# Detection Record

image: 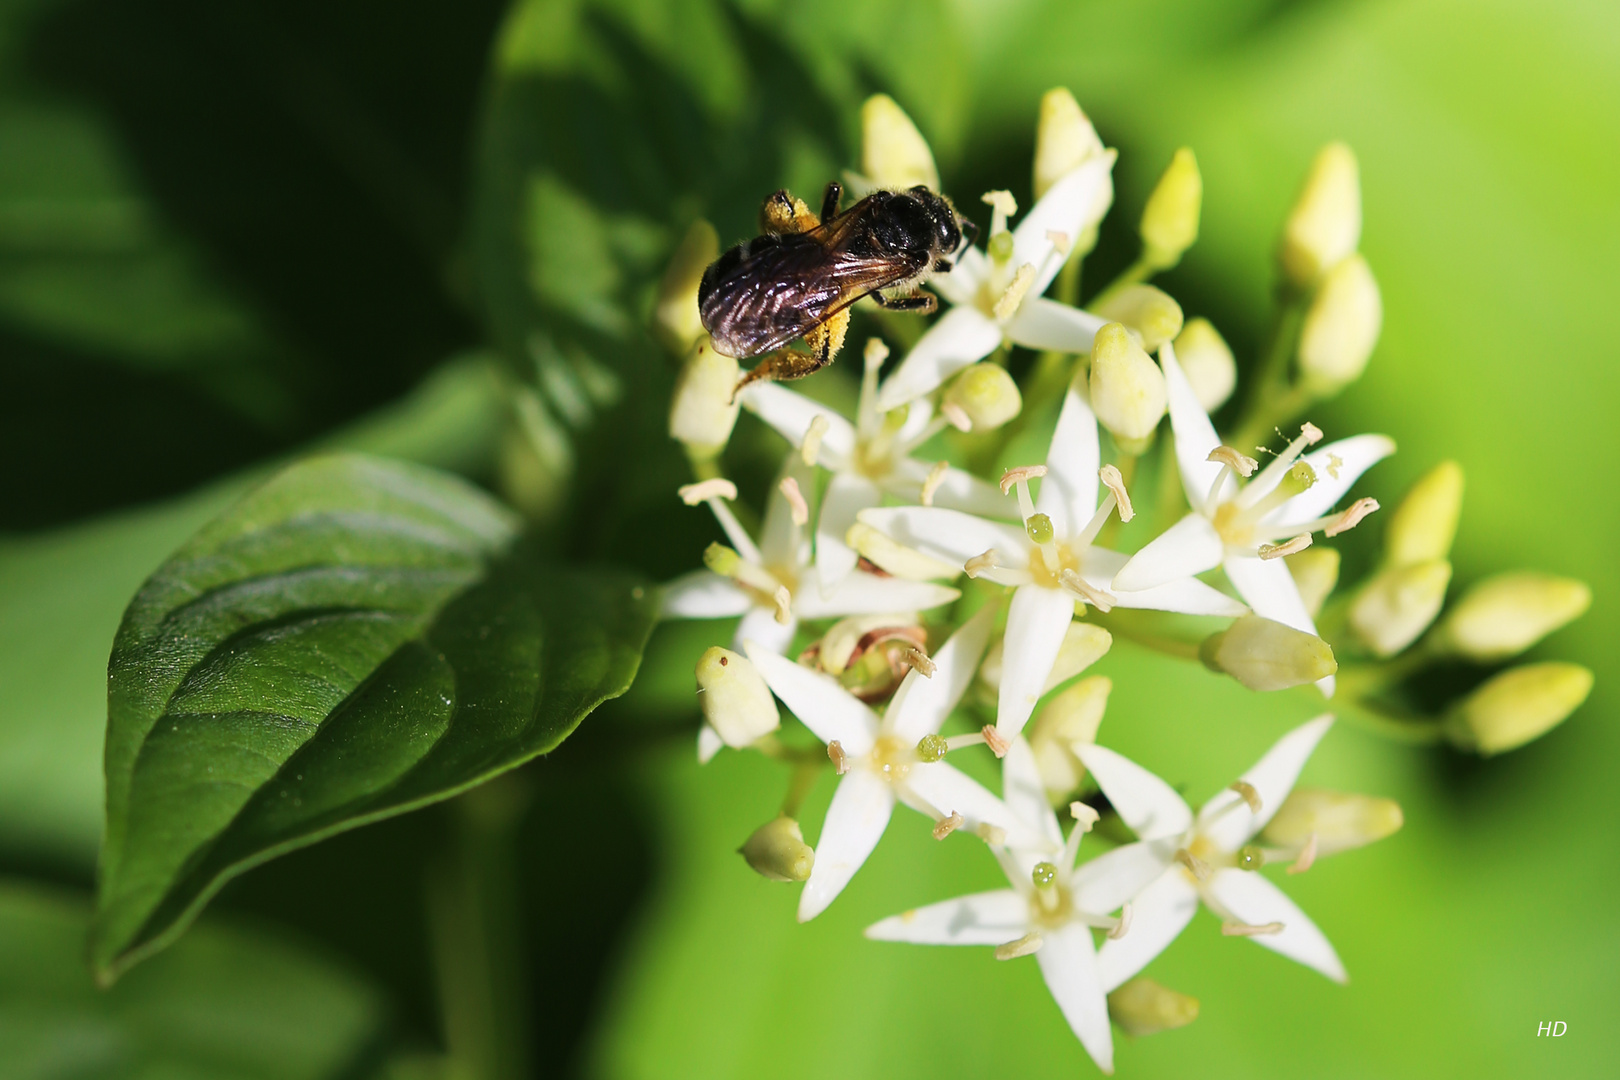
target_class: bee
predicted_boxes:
[698,181,975,391]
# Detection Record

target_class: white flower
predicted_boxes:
[859,383,1246,737]
[876,159,1116,410]
[1075,715,1348,991]
[1112,343,1395,694]
[745,608,1043,921]
[866,738,1131,1074]
[739,339,1007,590]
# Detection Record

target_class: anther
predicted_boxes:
[1046,229,1072,255]
[1108,901,1134,940]
[981,189,1018,217]
[1229,780,1263,814]
[827,740,849,775]
[1174,848,1211,881]
[1070,802,1100,831]
[772,585,792,624]
[994,931,1043,961]
[920,460,949,506]
[903,646,936,678]
[801,414,829,467]
[863,337,890,369]
[1099,464,1136,522]
[999,464,1048,494]
[1300,421,1324,445]
[1059,569,1115,613]
[981,725,1011,758]
[779,477,809,526]
[1287,832,1319,876]
[1324,496,1380,537]
[679,478,738,505]
[1259,534,1313,560]
[940,400,972,431]
[1207,446,1259,477]
[932,812,964,840]
[993,263,1035,320]
[964,549,999,578]
[1221,920,1285,937]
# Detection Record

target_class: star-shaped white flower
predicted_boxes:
[1075,715,1348,991]
[1112,344,1394,695]
[745,608,1043,921]
[739,340,1007,591]
[859,382,1246,737]
[876,157,1116,410]
[866,737,1132,1074]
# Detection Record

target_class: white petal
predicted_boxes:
[877,305,1004,410]
[857,506,1028,567]
[901,762,1047,850]
[816,473,883,591]
[796,572,959,619]
[1268,433,1397,527]
[1095,868,1199,992]
[1072,840,1175,915]
[930,244,990,307]
[1081,546,1246,617]
[799,770,895,921]
[733,605,796,655]
[1003,737,1063,850]
[738,383,857,470]
[697,723,724,763]
[865,889,1029,946]
[1074,744,1192,841]
[1222,554,1317,636]
[1198,715,1334,850]
[1005,296,1106,354]
[661,570,752,618]
[1035,921,1114,1075]
[1110,512,1223,593]
[744,642,879,755]
[1202,868,1347,982]
[1013,155,1115,296]
[886,606,994,743]
[1161,341,1224,514]
[1034,385,1100,540]
[996,585,1076,738]
[886,460,1010,518]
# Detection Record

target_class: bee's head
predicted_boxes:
[908,186,963,253]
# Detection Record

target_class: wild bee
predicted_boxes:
[698,181,975,391]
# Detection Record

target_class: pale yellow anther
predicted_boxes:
[1174,848,1211,881]
[863,337,890,368]
[1070,801,1100,830]
[976,823,1008,847]
[679,478,738,505]
[1229,780,1263,815]
[993,263,1036,321]
[1060,568,1115,613]
[778,477,809,527]
[1300,421,1324,445]
[940,400,972,432]
[995,931,1044,961]
[999,465,1048,495]
[1221,920,1285,937]
[1287,832,1319,876]
[982,189,1018,217]
[1098,464,1135,522]
[1324,497,1380,537]
[1108,901,1134,940]
[828,740,850,775]
[981,725,1011,759]
[1208,446,1259,477]
[800,414,829,467]
[964,549,999,579]
[903,646,936,679]
[1046,229,1072,255]
[932,812,964,840]
[1259,534,1313,560]
[920,461,949,507]
[771,585,792,625]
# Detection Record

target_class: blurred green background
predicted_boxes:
[1,0,1614,1076]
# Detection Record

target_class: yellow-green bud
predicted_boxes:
[1436,572,1592,662]
[739,816,815,882]
[1108,977,1199,1037]
[1287,547,1341,620]
[1140,148,1201,271]
[1089,322,1168,450]
[861,94,938,191]
[818,613,922,675]
[1033,87,1105,198]
[669,344,740,457]
[944,363,1023,430]
[1091,286,1185,354]
[1297,254,1382,394]
[1385,461,1464,567]
[845,522,960,580]
[1200,615,1337,692]
[1261,788,1404,858]
[1029,676,1111,800]
[1445,662,1594,756]
[654,219,719,354]
[1172,317,1236,412]
[1280,142,1361,287]
[695,646,780,749]
[1349,560,1452,657]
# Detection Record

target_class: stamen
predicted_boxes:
[771,585,792,624]
[1071,802,1100,830]
[932,812,964,840]
[975,823,1008,847]
[708,498,764,564]
[1301,422,1324,445]
[939,400,972,432]
[863,337,889,369]
[827,740,849,775]
[964,549,999,578]
[902,646,936,678]
[1323,497,1380,537]
[992,263,1035,320]
[801,414,829,467]
[981,725,1011,758]
[981,190,1018,240]
[1238,422,1327,510]
[1221,920,1285,937]
[1229,780,1263,814]
[678,478,737,505]
[778,477,809,526]
[1174,848,1212,881]
[1099,464,1136,522]
[1258,534,1312,560]
[994,931,1043,961]
[1108,901,1134,940]
[1287,832,1319,876]
[999,465,1048,495]
[920,460,949,506]
[1207,446,1259,477]
[1046,229,1072,256]
[1059,568,1115,613]
[942,732,985,752]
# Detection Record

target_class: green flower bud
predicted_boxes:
[1140,148,1202,271]
[1435,572,1592,662]
[654,219,719,354]
[739,816,815,882]
[944,363,1023,430]
[696,646,780,749]
[1108,977,1200,1037]
[845,522,961,581]
[1261,787,1404,858]
[669,344,740,457]
[1089,322,1168,450]
[1030,676,1111,800]
[1280,142,1361,287]
[1287,547,1341,620]
[1172,317,1235,412]
[818,613,922,676]
[1385,461,1464,567]
[1034,87,1104,198]
[1446,662,1594,756]
[1350,559,1452,658]
[916,733,948,763]
[1298,254,1382,394]
[1091,285,1185,354]
[861,94,938,191]
[1200,615,1337,692]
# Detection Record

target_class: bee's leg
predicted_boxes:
[760,189,821,234]
[868,290,938,315]
[733,311,849,394]
[959,218,979,249]
[820,181,842,224]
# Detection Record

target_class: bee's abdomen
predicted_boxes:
[698,235,826,359]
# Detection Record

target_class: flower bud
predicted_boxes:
[1091,286,1184,354]
[1140,148,1201,271]
[1108,977,1199,1037]
[1200,615,1337,692]
[1030,676,1111,800]
[1287,547,1341,620]
[1349,560,1451,657]
[1435,572,1592,662]
[1385,461,1464,567]
[1279,142,1361,287]
[1171,317,1236,412]
[695,646,779,749]
[669,343,740,457]
[943,363,1023,430]
[739,816,815,882]
[817,614,922,675]
[654,219,718,354]
[861,94,938,191]
[1445,662,1594,756]
[1033,87,1105,198]
[1260,788,1403,858]
[845,522,960,580]
[1089,322,1167,451]
[1297,254,1381,394]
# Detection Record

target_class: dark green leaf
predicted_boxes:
[92,453,658,982]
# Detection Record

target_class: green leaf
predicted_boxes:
[0,879,387,1079]
[91,453,658,983]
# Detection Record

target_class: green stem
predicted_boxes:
[780,759,823,817]
[1089,610,1202,662]
[1087,253,1154,310]
[1231,297,1310,451]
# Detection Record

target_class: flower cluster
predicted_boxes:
[654,92,1592,1072]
